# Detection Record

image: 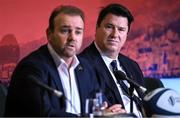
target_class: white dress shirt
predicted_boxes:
[47,43,81,115]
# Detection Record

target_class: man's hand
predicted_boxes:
[102,102,126,113]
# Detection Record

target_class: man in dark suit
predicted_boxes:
[5,5,123,117]
[79,3,145,117]
[4,5,90,117]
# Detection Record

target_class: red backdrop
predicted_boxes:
[0,0,180,85]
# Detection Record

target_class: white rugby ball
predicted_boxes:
[143,88,180,116]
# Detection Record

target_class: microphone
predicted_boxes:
[114,71,147,94]
[28,75,79,115]
[28,75,63,97]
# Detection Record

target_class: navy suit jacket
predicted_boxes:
[78,42,145,108]
[5,45,100,117]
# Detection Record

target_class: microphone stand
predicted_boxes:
[114,71,146,115]
[128,78,147,117]
[114,71,147,117]
[129,83,135,114]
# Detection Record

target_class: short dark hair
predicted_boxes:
[48,5,85,32]
[96,3,134,32]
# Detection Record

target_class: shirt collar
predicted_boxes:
[94,42,118,67]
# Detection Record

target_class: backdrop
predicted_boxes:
[0,0,180,87]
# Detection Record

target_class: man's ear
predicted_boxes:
[46,28,51,40]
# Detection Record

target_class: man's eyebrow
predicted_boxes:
[60,25,83,30]
[104,23,113,26]
[105,23,126,29]
[60,25,70,28]
[75,27,84,30]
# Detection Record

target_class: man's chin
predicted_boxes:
[64,51,76,57]
[106,46,119,52]
[64,47,80,57]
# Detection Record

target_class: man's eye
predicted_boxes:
[105,25,114,30]
[118,28,126,32]
[60,29,70,34]
[75,30,82,35]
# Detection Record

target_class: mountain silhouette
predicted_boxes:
[0,34,20,64]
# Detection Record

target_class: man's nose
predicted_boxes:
[111,28,119,38]
[68,32,76,41]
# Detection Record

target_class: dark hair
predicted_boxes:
[96,3,134,32]
[48,5,85,32]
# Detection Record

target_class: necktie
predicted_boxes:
[110,60,129,96]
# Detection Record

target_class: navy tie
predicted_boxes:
[110,60,129,96]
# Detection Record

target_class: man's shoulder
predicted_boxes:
[78,57,92,69]
[18,45,49,66]
[78,42,100,60]
[118,53,137,64]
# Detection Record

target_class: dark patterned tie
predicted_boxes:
[110,60,129,96]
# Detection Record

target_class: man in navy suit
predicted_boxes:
[5,5,122,117]
[79,3,145,117]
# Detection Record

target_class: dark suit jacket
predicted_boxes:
[78,42,145,108]
[5,45,100,117]
[0,83,7,117]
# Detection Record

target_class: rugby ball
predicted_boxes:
[143,88,180,116]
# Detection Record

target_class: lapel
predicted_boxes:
[118,54,132,78]
[74,64,84,96]
[88,43,124,104]
[118,54,144,98]
[39,45,64,95]
[74,63,88,113]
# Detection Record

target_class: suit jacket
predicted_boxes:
[5,45,100,117]
[0,83,7,117]
[78,42,145,109]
